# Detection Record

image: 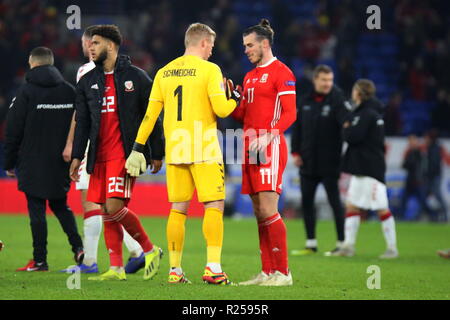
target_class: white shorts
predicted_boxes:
[75,144,90,190]
[346,175,388,211]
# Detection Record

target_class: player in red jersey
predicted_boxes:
[232,19,296,286]
[61,26,145,275]
[70,25,164,281]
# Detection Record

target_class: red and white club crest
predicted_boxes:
[124,80,134,91]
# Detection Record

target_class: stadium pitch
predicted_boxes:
[0,215,449,300]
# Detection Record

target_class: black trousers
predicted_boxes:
[300,174,345,243]
[26,194,83,263]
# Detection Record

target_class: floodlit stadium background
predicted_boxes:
[0,0,449,221]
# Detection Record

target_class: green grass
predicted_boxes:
[0,214,449,300]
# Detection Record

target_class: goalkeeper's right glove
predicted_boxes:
[125,146,147,177]
[225,79,242,104]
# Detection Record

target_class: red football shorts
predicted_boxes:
[87,157,135,205]
[241,135,287,195]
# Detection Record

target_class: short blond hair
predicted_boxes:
[184,23,216,47]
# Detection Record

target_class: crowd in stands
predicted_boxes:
[1,0,450,176]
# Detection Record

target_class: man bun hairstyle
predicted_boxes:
[354,79,376,102]
[243,18,275,46]
[91,24,122,47]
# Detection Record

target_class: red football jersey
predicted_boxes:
[235,57,297,134]
[96,72,125,162]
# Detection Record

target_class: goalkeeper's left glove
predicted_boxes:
[224,78,242,104]
[125,143,147,177]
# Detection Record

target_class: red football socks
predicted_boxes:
[102,217,124,267]
[260,213,289,275]
[109,207,153,253]
[84,209,102,220]
[257,220,273,275]
[379,211,392,221]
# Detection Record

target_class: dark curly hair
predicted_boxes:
[243,19,274,46]
[91,25,122,47]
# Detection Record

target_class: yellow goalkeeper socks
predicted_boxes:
[167,209,187,269]
[202,207,224,266]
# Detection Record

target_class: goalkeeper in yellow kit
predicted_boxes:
[125,23,241,285]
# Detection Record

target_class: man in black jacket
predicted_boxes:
[290,65,350,256]
[4,47,84,271]
[423,130,449,222]
[335,79,399,259]
[70,25,164,281]
[401,135,434,220]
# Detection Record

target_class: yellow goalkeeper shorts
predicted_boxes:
[166,161,225,203]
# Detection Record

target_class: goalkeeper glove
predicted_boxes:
[224,78,242,104]
[125,144,147,177]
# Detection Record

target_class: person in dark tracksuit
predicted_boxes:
[401,134,434,219]
[334,79,398,259]
[290,65,351,256]
[4,47,84,271]
[423,130,449,222]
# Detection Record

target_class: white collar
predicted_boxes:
[257,57,277,68]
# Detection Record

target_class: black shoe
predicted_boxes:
[74,247,85,265]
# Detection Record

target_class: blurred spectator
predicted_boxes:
[0,0,449,137]
[400,134,434,220]
[431,90,450,137]
[435,40,450,92]
[423,130,450,222]
[407,58,434,101]
[384,92,403,136]
[298,21,321,62]
[336,57,355,96]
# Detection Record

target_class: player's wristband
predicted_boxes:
[132,142,146,153]
[230,89,241,104]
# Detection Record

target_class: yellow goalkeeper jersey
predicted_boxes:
[135,55,236,164]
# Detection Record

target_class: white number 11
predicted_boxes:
[260,168,271,184]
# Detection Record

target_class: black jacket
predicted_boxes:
[342,98,386,183]
[291,86,351,177]
[72,55,164,174]
[402,148,426,190]
[425,142,442,179]
[4,65,75,199]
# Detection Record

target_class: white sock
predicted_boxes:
[207,263,222,273]
[110,266,124,273]
[381,215,397,251]
[336,241,344,249]
[123,227,143,257]
[83,215,102,266]
[306,239,318,248]
[344,215,360,247]
[170,267,183,275]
